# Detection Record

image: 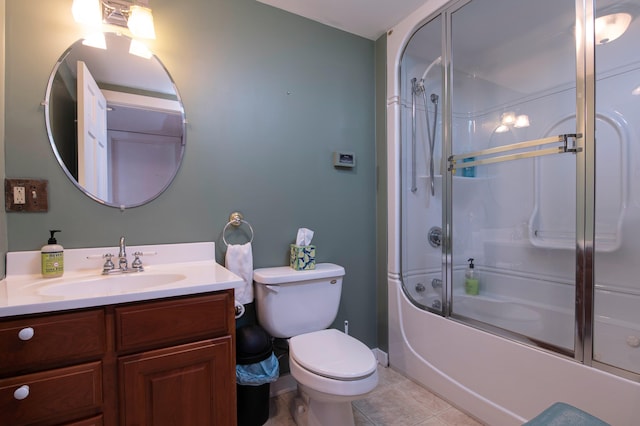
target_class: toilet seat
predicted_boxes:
[289,329,377,380]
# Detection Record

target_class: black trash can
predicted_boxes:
[236,324,278,426]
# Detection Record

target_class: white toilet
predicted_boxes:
[253,263,378,426]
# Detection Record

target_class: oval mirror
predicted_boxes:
[44,32,186,208]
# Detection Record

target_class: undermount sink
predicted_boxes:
[38,273,187,297]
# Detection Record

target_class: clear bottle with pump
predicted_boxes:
[41,230,64,278]
[465,258,479,295]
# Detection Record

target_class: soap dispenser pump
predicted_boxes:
[41,230,64,278]
[465,258,479,295]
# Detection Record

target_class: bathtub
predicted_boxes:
[388,275,640,425]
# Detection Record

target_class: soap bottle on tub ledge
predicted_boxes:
[465,258,479,295]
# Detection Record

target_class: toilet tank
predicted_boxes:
[253,263,345,338]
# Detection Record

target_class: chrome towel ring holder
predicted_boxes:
[223,212,254,246]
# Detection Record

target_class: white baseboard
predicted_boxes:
[374,348,389,366]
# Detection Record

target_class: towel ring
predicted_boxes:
[223,212,254,246]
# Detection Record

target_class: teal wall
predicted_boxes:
[4,0,378,346]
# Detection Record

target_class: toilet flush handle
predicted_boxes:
[265,285,280,293]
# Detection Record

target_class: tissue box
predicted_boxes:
[290,244,316,270]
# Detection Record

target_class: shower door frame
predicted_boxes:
[399,0,639,382]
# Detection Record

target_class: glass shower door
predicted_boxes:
[592,0,640,376]
[448,0,578,353]
[400,14,445,314]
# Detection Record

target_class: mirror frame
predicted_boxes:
[44,32,186,209]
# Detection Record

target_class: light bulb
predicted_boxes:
[595,13,632,44]
[127,5,157,39]
[72,0,102,26]
[514,115,530,128]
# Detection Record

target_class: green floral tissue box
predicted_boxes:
[290,244,316,270]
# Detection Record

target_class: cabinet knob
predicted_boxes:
[18,327,34,341]
[13,385,30,400]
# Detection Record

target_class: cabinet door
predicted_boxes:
[119,337,235,426]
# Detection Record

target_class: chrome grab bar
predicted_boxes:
[448,133,581,172]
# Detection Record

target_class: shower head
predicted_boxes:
[411,77,425,94]
[421,56,442,81]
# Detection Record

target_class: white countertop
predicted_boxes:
[0,242,244,317]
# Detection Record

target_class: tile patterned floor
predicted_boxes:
[265,366,484,425]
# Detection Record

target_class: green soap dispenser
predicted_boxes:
[465,258,479,295]
[41,230,64,278]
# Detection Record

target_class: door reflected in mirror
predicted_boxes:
[45,32,185,208]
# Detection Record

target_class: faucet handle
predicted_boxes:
[131,251,145,272]
[130,251,157,272]
[101,254,115,274]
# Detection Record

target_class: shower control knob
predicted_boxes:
[428,227,442,248]
[626,336,640,348]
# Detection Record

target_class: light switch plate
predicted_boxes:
[5,179,49,212]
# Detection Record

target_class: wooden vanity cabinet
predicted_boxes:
[0,309,106,426]
[113,291,236,426]
[0,289,236,426]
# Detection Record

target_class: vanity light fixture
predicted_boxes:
[126,5,156,39]
[501,112,516,126]
[497,112,530,132]
[513,115,530,128]
[72,0,102,27]
[495,124,509,133]
[72,0,157,40]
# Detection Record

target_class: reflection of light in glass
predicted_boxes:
[72,0,102,26]
[82,32,107,50]
[129,39,153,59]
[501,112,516,125]
[595,13,632,44]
[495,125,509,133]
[514,115,530,128]
[632,85,640,95]
[128,6,157,39]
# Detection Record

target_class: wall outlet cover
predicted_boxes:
[5,179,49,212]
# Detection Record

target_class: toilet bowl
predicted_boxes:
[253,264,379,426]
[288,329,378,425]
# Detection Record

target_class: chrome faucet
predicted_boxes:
[118,236,128,271]
[97,236,151,275]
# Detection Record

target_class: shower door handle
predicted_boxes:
[448,133,581,172]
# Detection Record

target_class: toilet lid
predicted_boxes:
[289,329,377,380]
